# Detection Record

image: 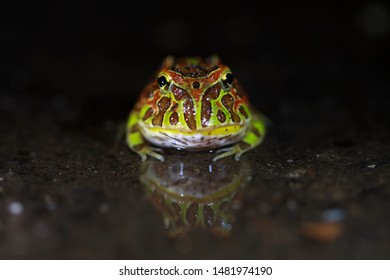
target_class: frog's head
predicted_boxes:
[157,55,233,100]
[138,56,250,132]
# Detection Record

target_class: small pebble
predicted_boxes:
[322,208,346,222]
[8,201,24,215]
[99,203,109,213]
[47,201,56,211]
[367,164,376,168]
[286,168,307,178]
[0,177,3,181]
[287,159,294,163]
[301,222,343,242]
[286,199,297,210]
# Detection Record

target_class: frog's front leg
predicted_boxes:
[212,114,266,162]
[126,111,165,162]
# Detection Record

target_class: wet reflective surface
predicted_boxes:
[140,156,251,236]
[1,99,389,259]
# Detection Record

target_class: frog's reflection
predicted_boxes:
[139,154,252,237]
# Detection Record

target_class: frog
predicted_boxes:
[126,56,266,162]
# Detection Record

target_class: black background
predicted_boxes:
[2,1,388,128]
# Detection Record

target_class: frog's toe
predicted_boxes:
[215,146,235,154]
[148,150,165,162]
[213,143,251,162]
[150,147,164,153]
[213,145,240,161]
[234,151,244,161]
[136,146,165,162]
[139,153,148,162]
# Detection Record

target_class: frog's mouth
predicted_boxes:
[143,123,244,136]
[140,124,247,150]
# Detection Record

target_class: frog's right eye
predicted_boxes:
[157,76,168,88]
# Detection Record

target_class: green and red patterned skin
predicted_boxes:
[127,56,266,161]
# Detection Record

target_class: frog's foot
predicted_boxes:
[135,145,165,162]
[212,143,251,162]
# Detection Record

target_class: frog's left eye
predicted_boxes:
[157,76,168,88]
[222,72,234,87]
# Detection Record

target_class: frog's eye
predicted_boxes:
[222,72,234,87]
[157,76,168,88]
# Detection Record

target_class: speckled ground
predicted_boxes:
[0,88,389,259]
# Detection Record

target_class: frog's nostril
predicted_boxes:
[192,81,200,89]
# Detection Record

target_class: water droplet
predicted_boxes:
[179,162,184,176]
[8,201,24,215]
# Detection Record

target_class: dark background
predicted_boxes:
[2,1,388,122]
[0,1,389,259]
